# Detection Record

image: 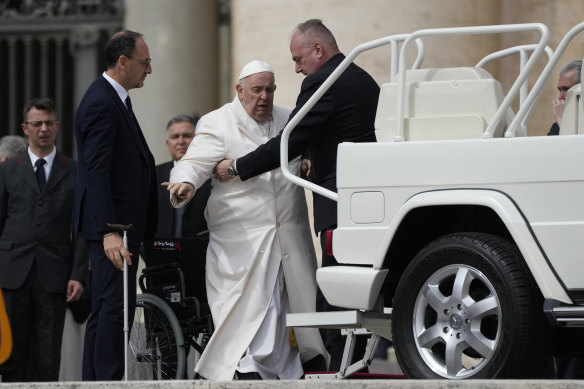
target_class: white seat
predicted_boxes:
[375,67,509,141]
[559,84,582,135]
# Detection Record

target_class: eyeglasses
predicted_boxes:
[127,57,152,68]
[25,120,57,129]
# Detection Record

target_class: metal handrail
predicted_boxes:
[476,44,554,106]
[280,33,423,202]
[509,21,584,137]
[397,24,549,140]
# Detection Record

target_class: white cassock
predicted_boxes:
[170,96,328,380]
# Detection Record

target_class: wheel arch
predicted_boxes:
[380,189,570,306]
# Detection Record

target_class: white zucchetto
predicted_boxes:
[238,60,274,81]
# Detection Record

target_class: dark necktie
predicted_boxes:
[125,96,133,113]
[35,158,47,191]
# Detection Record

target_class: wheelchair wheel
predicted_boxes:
[126,293,186,380]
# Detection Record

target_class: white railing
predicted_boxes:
[279,33,424,202]
[476,44,554,106]
[509,21,584,137]
[396,24,549,140]
[280,22,584,199]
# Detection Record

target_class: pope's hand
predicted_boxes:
[162,182,195,205]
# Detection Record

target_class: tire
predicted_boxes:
[392,232,549,379]
[126,293,186,380]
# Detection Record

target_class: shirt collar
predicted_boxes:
[102,72,129,106]
[28,147,56,170]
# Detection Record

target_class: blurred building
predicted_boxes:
[1,0,583,161]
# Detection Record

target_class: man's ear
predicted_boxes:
[118,55,128,71]
[313,42,324,59]
[236,83,243,99]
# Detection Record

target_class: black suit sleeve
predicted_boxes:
[547,122,560,136]
[69,235,90,285]
[237,73,334,181]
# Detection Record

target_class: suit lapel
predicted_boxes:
[45,152,70,193]
[99,77,154,167]
[14,153,41,195]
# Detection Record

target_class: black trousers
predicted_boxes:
[82,240,138,381]
[1,260,66,382]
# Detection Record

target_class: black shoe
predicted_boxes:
[235,371,262,380]
[302,354,328,373]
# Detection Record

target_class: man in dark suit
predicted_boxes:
[213,19,380,371]
[0,97,86,382]
[72,30,157,381]
[154,114,210,239]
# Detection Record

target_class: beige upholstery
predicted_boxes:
[375,67,508,142]
[559,84,582,135]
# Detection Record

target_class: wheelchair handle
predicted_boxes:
[106,223,134,232]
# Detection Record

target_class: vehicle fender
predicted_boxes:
[386,189,569,302]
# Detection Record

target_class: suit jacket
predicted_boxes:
[155,161,211,237]
[237,53,380,233]
[0,152,87,292]
[72,75,157,247]
[548,122,560,136]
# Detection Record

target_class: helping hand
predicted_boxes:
[213,159,233,182]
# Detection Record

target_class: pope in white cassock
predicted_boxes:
[165,60,328,380]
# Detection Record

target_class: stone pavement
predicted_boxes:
[2,379,584,389]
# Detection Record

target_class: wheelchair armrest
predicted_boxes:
[138,263,187,297]
[141,262,180,275]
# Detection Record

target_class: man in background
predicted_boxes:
[0,135,27,162]
[154,114,210,238]
[0,97,85,382]
[547,60,581,135]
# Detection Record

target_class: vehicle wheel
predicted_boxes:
[392,232,549,379]
[126,293,186,380]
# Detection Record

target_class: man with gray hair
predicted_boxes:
[0,135,27,162]
[548,60,582,135]
[166,60,327,380]
[152,114,210,239]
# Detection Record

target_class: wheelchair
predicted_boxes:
[125,236,213,380]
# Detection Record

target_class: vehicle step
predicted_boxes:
[286,310,392,339]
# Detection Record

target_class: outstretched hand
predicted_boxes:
[162,181,195,206]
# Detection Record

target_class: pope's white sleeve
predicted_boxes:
[169,120,225,206]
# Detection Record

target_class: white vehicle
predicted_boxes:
[284,22,584,379]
